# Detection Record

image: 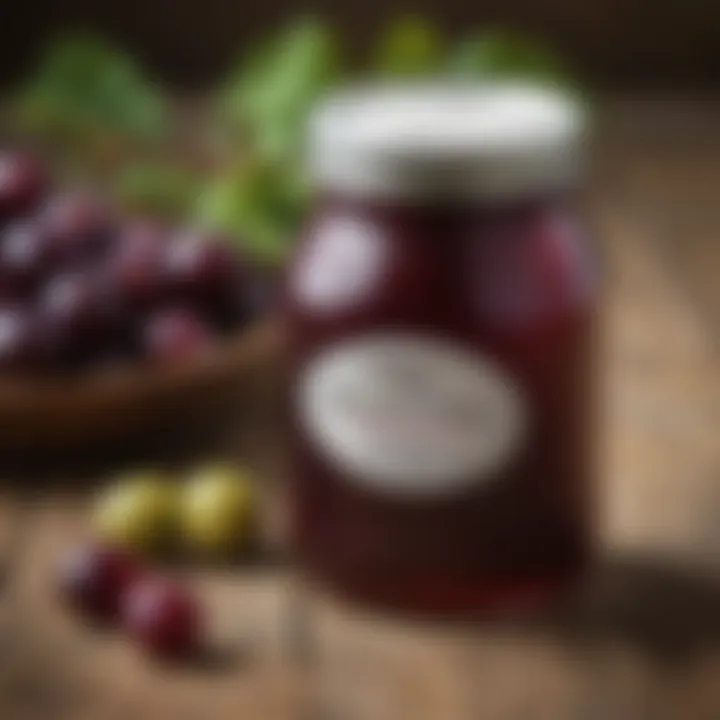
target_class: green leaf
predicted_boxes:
[14,32,167,148]
[450,29,573,87]
[115,163,202,220]
[373,16,444,77]
[218,17,342,166]
[196,160,308,263]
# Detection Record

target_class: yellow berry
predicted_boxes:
[181,464,255,557]
[93,470,179,554]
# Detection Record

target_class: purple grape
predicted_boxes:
[0,153,47,221]
[0,305,41,372]
[121,219,168,247]
[37,272,120,370]
[0,221,56,300]
[58,544,140,624]
[40,192,115,263]
[164,233,245,314]
[143,308,214,365]
[108,223,168,311]
[123,578,201,658]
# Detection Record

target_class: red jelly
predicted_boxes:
[286,85,597,615]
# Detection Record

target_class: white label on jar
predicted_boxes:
[299,335,526,495]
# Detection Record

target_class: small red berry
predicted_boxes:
[58,545,139,623]
[123,578,201,659]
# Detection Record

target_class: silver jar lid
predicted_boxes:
[309,83,586,202]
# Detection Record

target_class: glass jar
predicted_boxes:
[285,85,597,616]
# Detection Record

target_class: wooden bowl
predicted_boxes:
[0,319,283,467]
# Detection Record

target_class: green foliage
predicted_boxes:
[373,16,444,77]
[219,17,342,166]
[14,33,167,149]
[210,17,342,257]
[115,163,202,220]
[196,160,308,262]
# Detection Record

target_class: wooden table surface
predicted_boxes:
[1,95,719,720]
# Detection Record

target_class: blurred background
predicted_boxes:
[0,3,718,719]
[1,0,719,88]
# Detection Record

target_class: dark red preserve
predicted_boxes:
[286,85,597,615]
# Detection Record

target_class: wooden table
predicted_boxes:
[1,95,719,720]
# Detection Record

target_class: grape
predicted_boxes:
[123,578,201,658]
[0,221,56,299]
[142,308,214,365]
[121,219,168,246]
[108,223,168,311]
[0,306,40,372]
[37,272,119,370]
[40,192,115,263]
[58,545,140,623]
[164,234,245,317]
[0,153,47,221]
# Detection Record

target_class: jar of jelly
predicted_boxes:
[286,85,596,616]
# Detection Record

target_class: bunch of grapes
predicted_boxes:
[0,152,271,376]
